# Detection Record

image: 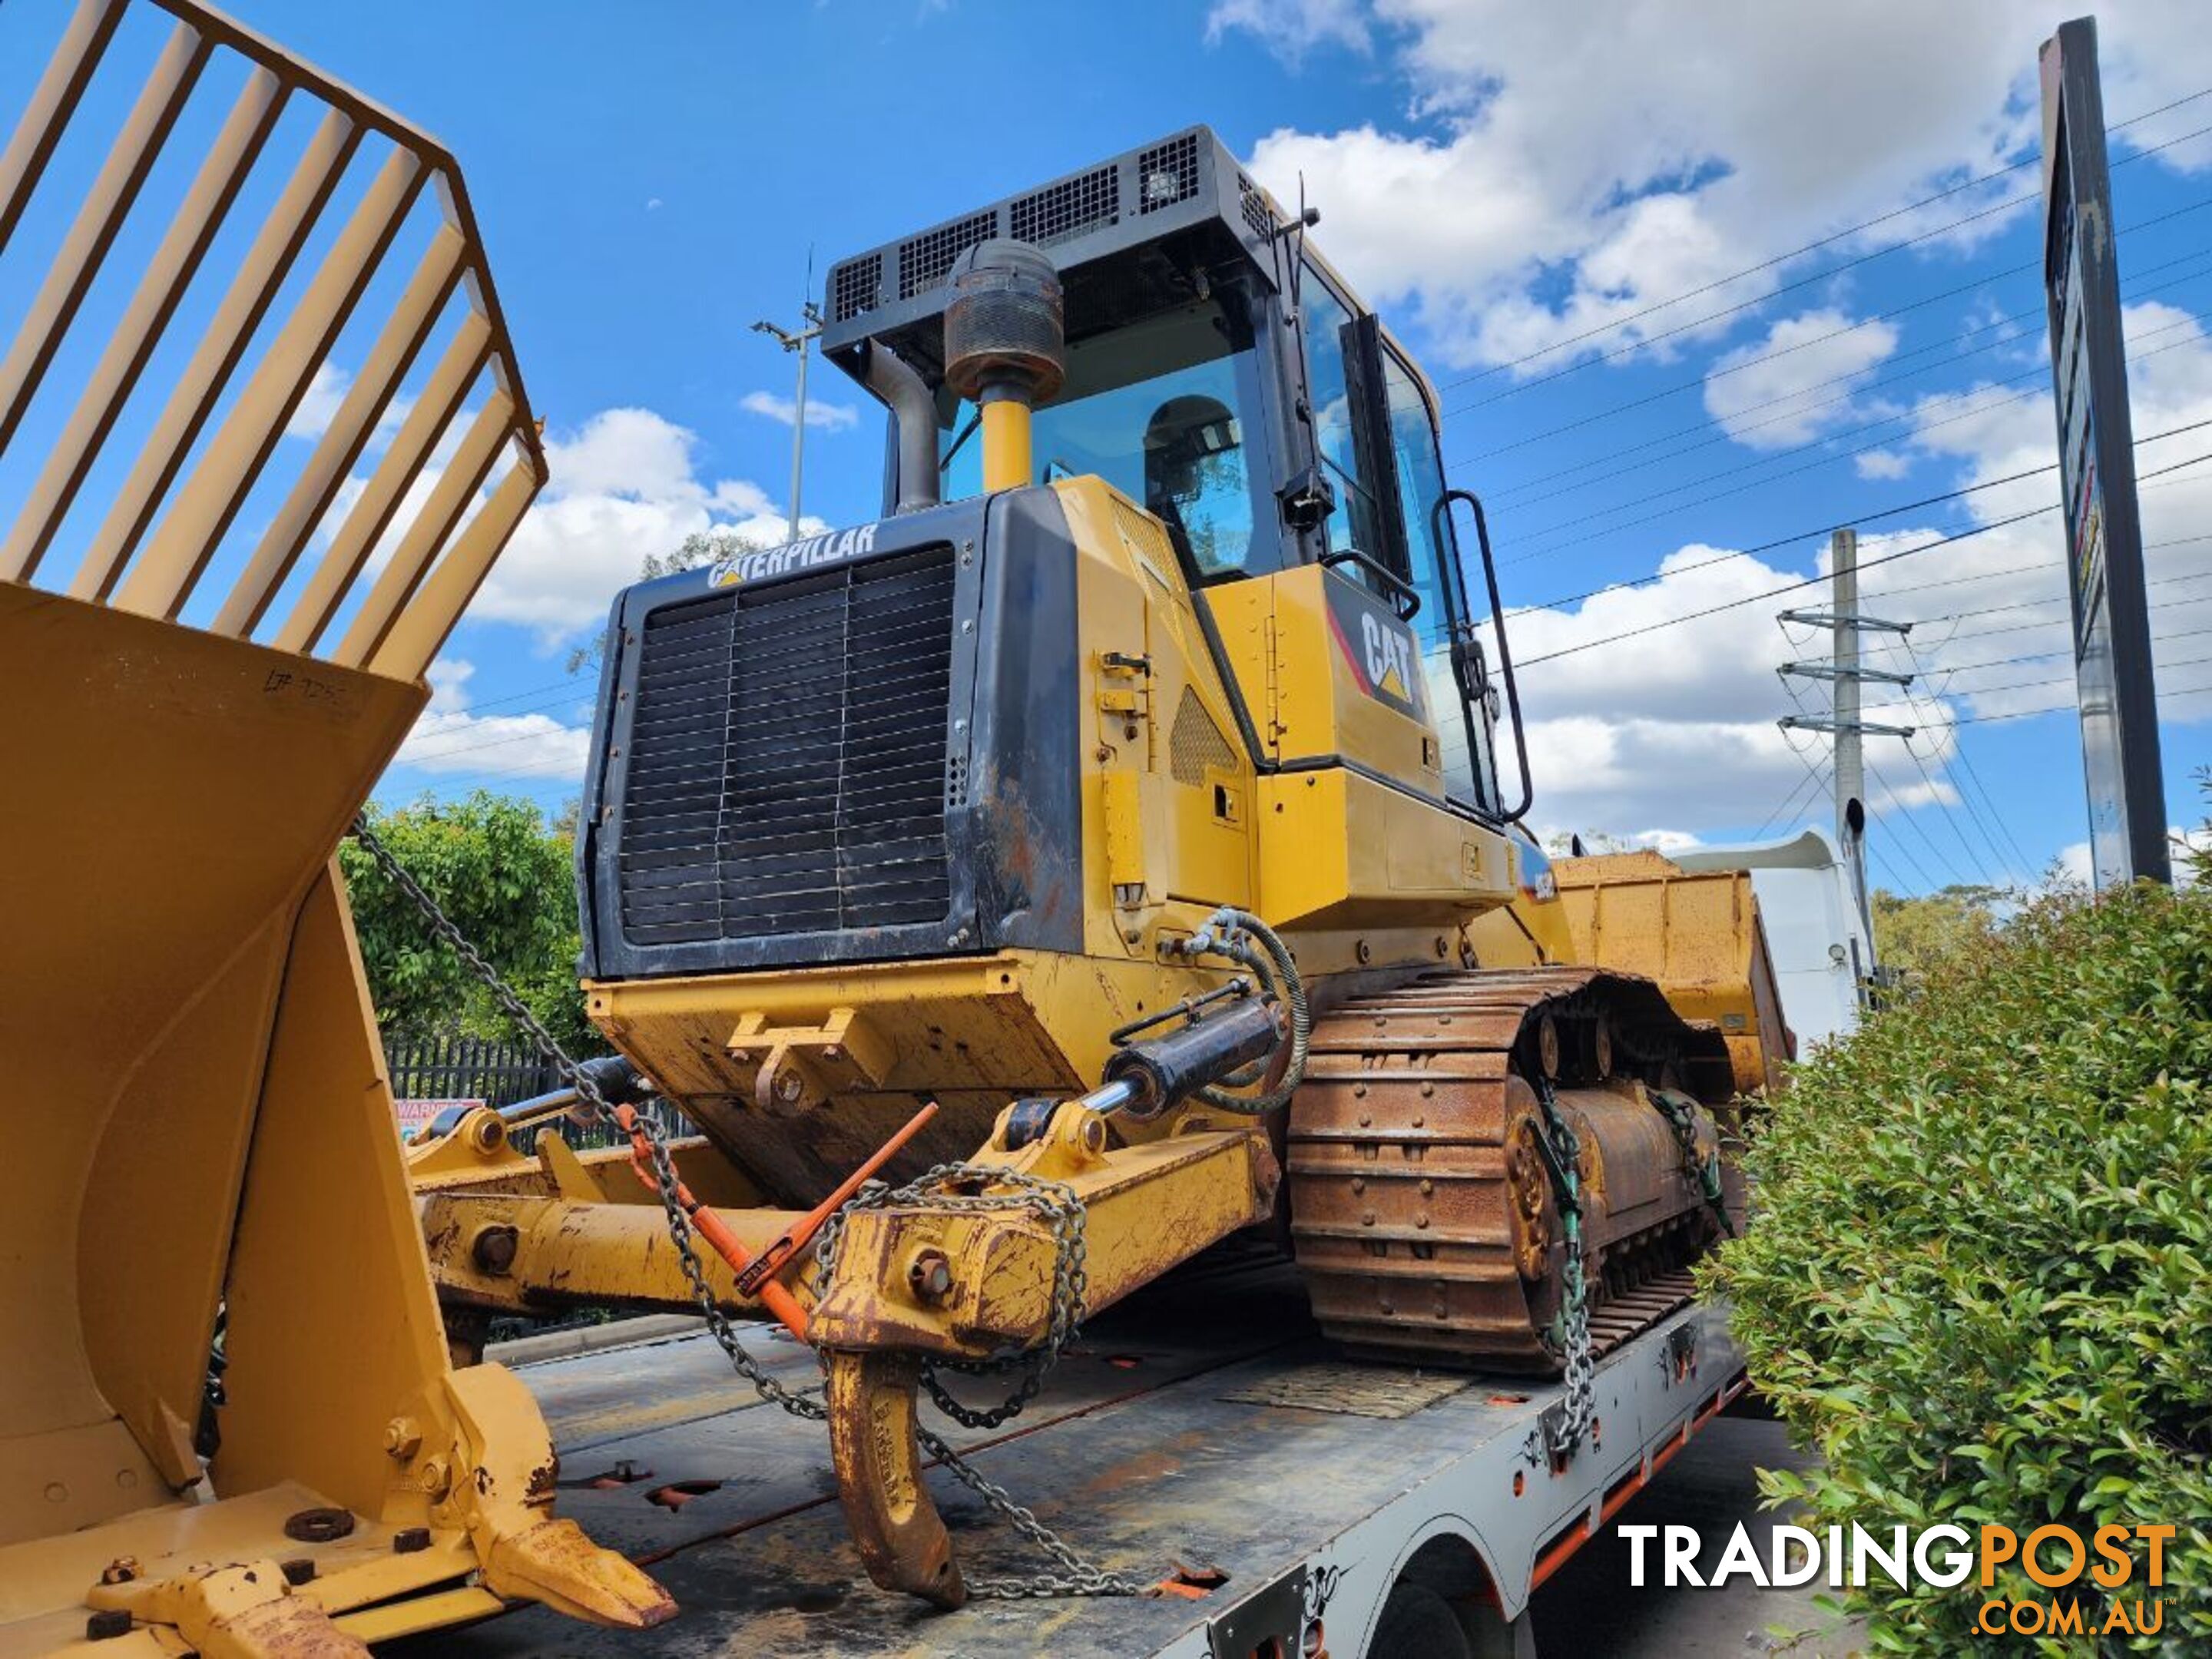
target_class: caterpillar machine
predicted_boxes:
[406,121,1790,1627]
[0,1,673,1653]
[0,0,1789,1647]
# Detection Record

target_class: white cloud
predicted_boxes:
[1226,1,2212,372]
[393,657,592,781]
[741,389,859,432]
[1859,298,2212,730]
[1703,310,1899,447]
[1495,289,2212,856]
[1207,0,1369,60]
[1203,5,2212,872]
[2060,830,2210,888]
[2055,839,2094,887]
[286,363,349,442]
[471,407,820,642]
[283,361,412,447]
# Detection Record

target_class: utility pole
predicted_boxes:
[1778,528,1916,992]
[751,300,823,540]
[1832,528,1866,862]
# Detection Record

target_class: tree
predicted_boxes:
[1542,828,1638,857]
[1867,883,2006,980]
[340,791,598,1054]
[644,527,754,579]
[565,527,773,674]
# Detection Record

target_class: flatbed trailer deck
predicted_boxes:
[403,1257,1747,1658]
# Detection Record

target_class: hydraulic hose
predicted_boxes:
[1179,906,1310,1115]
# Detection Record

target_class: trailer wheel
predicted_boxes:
[1368,1582,1472,1659]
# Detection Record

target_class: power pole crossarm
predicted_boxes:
[1779,714,1916,737]
[1777,661,1916,686]
[1778,607,1912,634]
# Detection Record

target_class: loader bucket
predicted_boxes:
[0,3,669,1652]
[1550,849,1796,1095]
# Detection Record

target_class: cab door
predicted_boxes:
[1341,313,1504,820]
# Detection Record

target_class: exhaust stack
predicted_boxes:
[861,339,942,513]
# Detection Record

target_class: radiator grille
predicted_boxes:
[618,547,959,947]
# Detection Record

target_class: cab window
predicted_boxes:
[1298,275,1386,565]
[1382,349,1499,813]
[938,297,1280,581]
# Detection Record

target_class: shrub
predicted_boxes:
[1711,879,2212,1654]
[339,790,598,1055]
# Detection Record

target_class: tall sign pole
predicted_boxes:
[2040,17,2171,887]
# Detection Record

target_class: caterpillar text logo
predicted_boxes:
[710,522,879,588]
[1362,612,1416,704]
[1323,578,1426,720]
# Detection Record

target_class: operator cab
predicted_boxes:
[820,126,1509,822]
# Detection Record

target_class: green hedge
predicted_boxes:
[1712,880,2212,1654]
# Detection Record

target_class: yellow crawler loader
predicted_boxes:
[0,2,668,1652]
[402,129,1793,1609]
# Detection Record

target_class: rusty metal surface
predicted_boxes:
[1551,856,1795,1095]
[393,1261,1745,1659]
[502,1296,1293,1570]
[825,1353,964,1608]
[1287,966,1732,1373]
[1216,1364,1470,1419]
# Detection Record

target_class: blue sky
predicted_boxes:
[4,0,2210,894]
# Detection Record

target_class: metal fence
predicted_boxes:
[382,1032,673,1152]
[386,1031,560,1111]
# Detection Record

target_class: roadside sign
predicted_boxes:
[2039,17,2172,888]
[395,1097,482,1141]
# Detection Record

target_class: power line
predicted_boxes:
[1449,190,2212,464]
[1518,504,2051,667]
[1909,674,2212,733]
[1859,578,2212,664]
[1856,628,2212,717]
[1875,817,1945,895]
[1826,531,2212,611]
[1743,752,1831,836]
[1452,188,2045,409]
[1903,724,2008,882]
[1866,832,1936,899]
[1472,248,2212,508]
[1933,718,2040,876]
[1513,436,2212,667]
[1865,756,1973,886]
[1431,86,2212,394]
[1453,257,2040,460]
[1497,314,2207,555]
[1512,455,2068,611]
